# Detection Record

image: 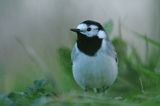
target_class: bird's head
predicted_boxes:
[70,20,107,39]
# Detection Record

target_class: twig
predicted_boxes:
[144,34,149,62]
[118,17,122,38]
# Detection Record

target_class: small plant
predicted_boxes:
[0,79,56,106]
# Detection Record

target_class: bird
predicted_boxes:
[70,20,118,93]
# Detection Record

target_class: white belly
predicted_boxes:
[72,51,118,89]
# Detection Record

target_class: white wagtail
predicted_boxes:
[70,20,118,93]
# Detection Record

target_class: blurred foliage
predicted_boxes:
[0,79,55,106]
[134,31,160,47]
[0,21,160,106]
[104,20,113,35]
[57,48,72,77]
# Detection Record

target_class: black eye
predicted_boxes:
[87,27,91,31]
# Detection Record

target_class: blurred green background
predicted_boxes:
[0,0,160,106]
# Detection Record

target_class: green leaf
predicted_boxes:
[134,32,160,47]
[57,47,72,76]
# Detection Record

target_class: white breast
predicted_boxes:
[72,40,118,90]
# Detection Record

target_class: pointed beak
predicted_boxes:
[70,28,80,32]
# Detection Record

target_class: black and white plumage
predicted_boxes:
[70,20,118,92]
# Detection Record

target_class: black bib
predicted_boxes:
[77,33,102,56]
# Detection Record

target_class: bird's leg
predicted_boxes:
[93,88,100,93]
[84,86,89,92]
[101,86,109,95]
[103,86,109,92]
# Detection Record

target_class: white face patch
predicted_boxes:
[77,24,87,31]
[77,24,99,37]
[97,30,107,39]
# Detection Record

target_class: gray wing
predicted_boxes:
[106,40,118,63]
[104,31,118,62]
[105,32,118,62]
